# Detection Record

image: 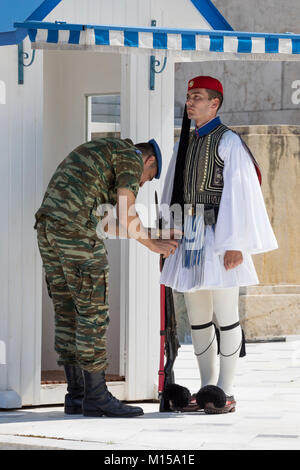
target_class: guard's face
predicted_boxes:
[186,88,218,122]
[139,156,157,187]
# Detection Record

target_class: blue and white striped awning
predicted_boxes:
[14,21,300,61]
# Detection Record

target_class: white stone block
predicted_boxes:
[239,285,300,339]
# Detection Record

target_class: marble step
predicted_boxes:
[240,285,300,295]
[239,285,300,339]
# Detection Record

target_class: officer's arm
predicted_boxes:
[114,188,178,257]
[100,187,150,240]
[116,187,149,241]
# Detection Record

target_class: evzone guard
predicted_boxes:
[159,76,278,414]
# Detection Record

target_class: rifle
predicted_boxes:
[154,191,181,412]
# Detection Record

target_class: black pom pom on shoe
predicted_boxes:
[196,385,226,409]
[162,384,191,410]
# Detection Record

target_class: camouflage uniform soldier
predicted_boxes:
[35,137,178,418]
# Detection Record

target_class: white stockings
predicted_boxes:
[183,287,242,396]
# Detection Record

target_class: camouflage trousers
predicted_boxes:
[36,216,109,373]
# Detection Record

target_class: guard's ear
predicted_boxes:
[145,155,156,166]
[210,98,217,108]
[211,97,220,110]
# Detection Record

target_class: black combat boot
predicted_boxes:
[63,364,84,415]
[82,369,144,418]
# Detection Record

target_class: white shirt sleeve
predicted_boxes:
[214,130,278,255]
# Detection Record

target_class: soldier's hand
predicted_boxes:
[224,250,243,270]
[150,239,179,258]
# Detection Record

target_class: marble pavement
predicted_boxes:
[0,337,299,450]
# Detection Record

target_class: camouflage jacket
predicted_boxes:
[35,138,143,233]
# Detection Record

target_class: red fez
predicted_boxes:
[187,76,223,95]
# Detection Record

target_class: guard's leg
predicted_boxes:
[44,218,110,372]
[63,261,110,373]
[44,219,144,417]
[63,259,143,417]
[36,220,84,413]
[184,290,218,387]
[213,287,242,397]
[36,219,78,365]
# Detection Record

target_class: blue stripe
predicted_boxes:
[15,21,83,31]
[124,30,139,47]
[69,30,80,44]
[210,35,224,52]
[265,37,279,53]
[292,39,300,54]
[28,28,37,42]
[1,1,63,45]
[27,1,63,22]
[14,21,300,40]
[189,0,233,31]
[153,32,167,49]
[13,20,300,56]
[94,29,109,45]
[182,34,195,50]
[47,28,58,43]
[237,37,252,53]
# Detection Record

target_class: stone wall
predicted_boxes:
[174,0,300,127]
[235,125,300,285]
[212,0,300,35]
[175,62,300,127]
[239,285,300,339]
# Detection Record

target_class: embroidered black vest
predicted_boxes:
[170,110,262,226]
[183,124,229,208]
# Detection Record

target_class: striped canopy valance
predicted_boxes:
[14,21,300,61]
